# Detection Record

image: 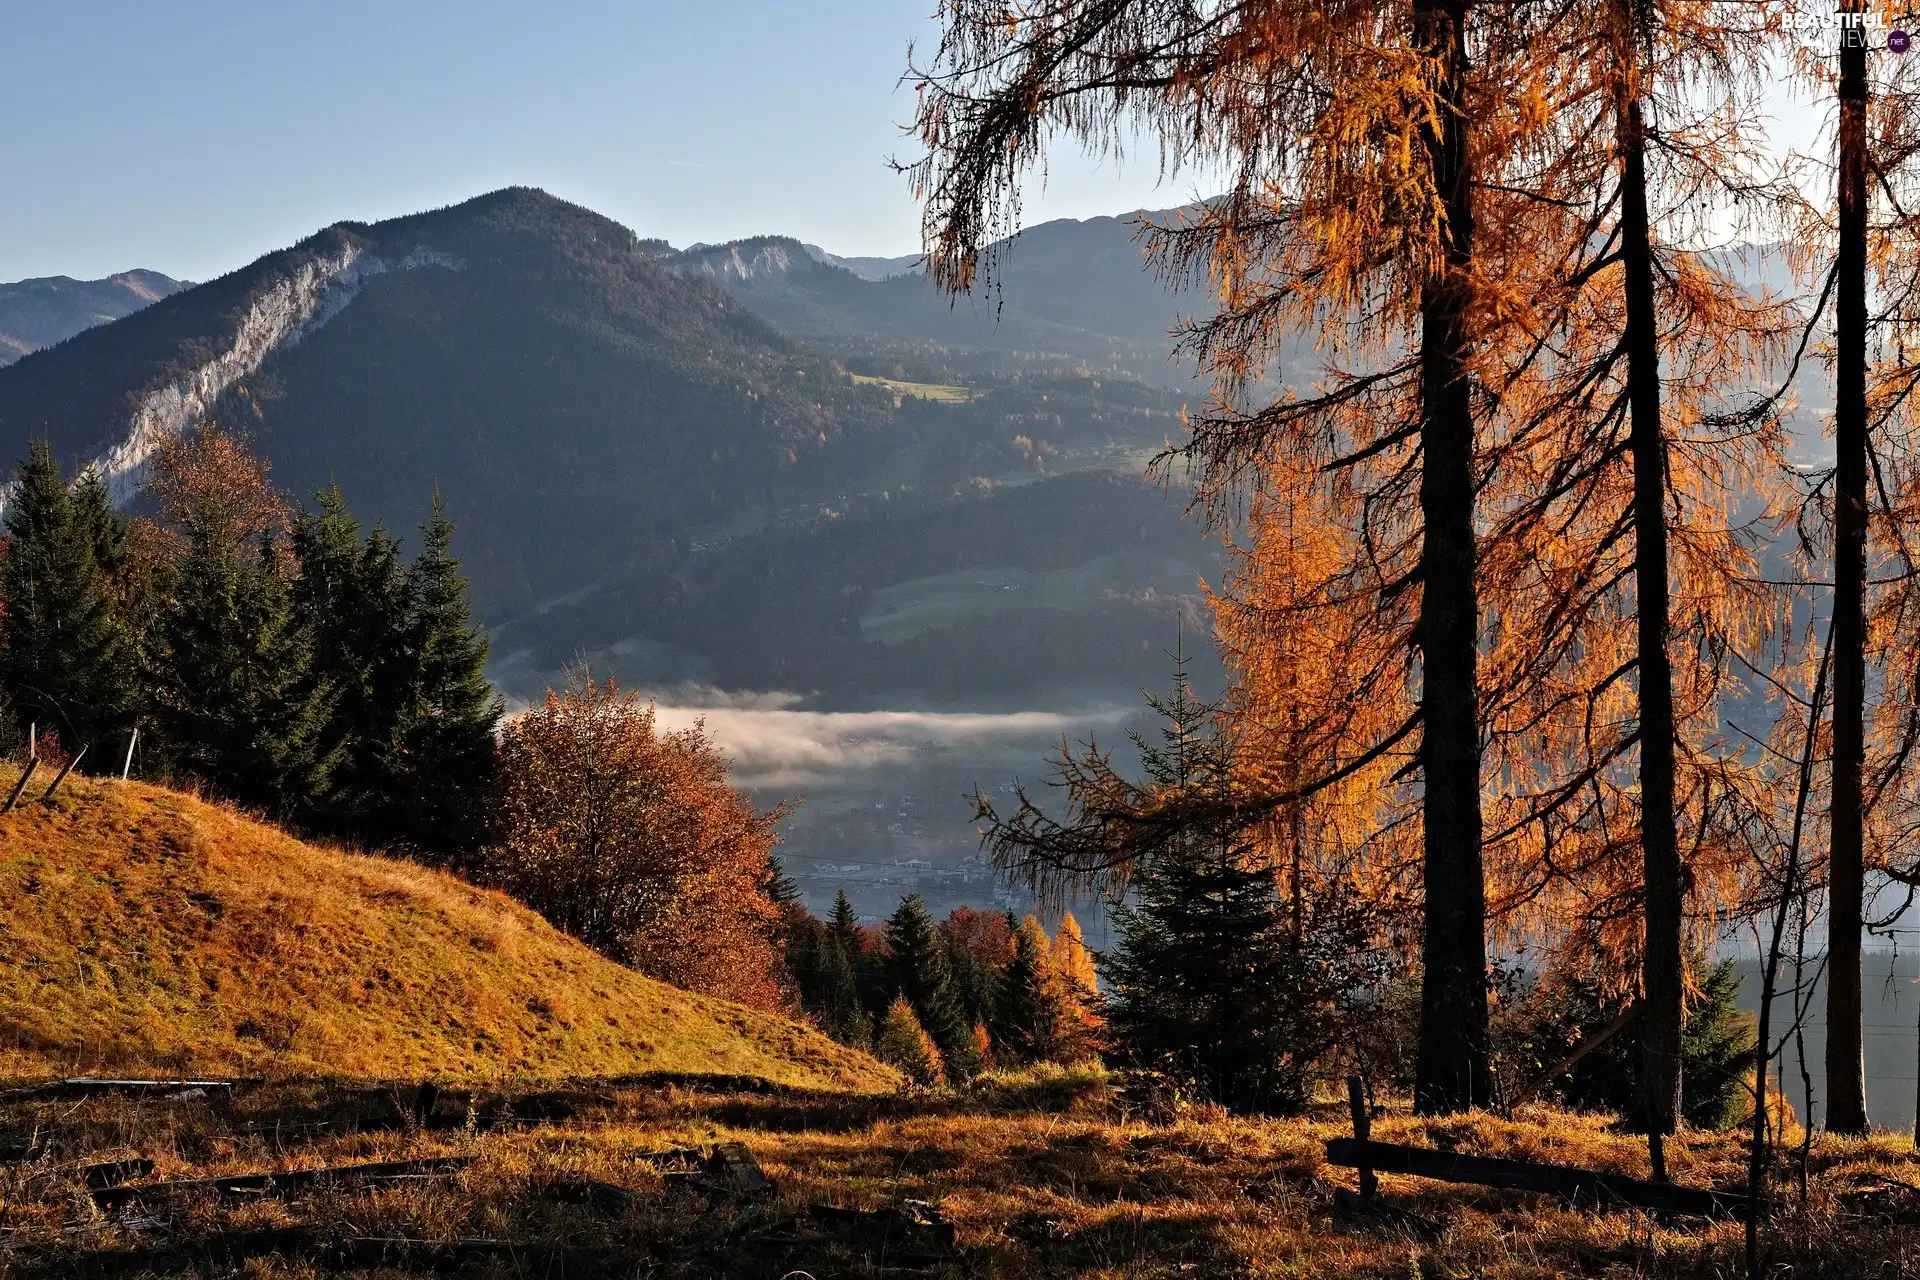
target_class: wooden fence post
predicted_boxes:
[40,744,87,802]
[3,758,39,813]
[1347,1075,1377,1199]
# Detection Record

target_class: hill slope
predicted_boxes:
[0,269,187,366]
[0,766,894,1089]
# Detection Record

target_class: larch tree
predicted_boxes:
[910,0,1622,1112]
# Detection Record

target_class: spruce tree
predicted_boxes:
[1100,669,1377,1114]
[993,916,1067,1064]
[155,518,337,817]
[886,893,977,1078]
[387,499,501,857]
[0,444,135,752]
[290,488,413,837]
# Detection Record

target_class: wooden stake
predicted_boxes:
[3,758,39,813]
[121,727,139,780]
[1347,1075,1377,1198]
[40,744,86,802]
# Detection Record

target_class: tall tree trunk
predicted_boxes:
[1412,0,1491,1116]
[1618,89,1683,1179]
[1827,0,1871,1138]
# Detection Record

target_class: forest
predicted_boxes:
[7,0,1920,1274]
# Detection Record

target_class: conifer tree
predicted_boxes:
[154,518,338,817]
[878,995,945,1086]
[992,916,1067,1065]
[1048,912,1104,1061]
[0,443,136,751]
[290,488,414,836]
[389,499,501,857]
[886,893,978,1078]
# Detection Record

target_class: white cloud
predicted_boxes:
[648,698,1131,790]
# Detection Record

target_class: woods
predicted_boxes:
[900,0,1920,1202]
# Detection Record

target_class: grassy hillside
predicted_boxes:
[0,765,894,1090]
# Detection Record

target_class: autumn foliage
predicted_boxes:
[482,673,791,1011]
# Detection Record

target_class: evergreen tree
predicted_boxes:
[387,499,501,857]
[0,444,136,752]
[817,931,871,1049]
[993,916,1068,1064]
[290,491,500,857]
[877,995,945,1086]
[154,518,337,817]
[764,856,802,907]
[290,488,413,836]
[886,893,978,1079]
[1101,667,1379,1114]
[1105,838,1331,1113]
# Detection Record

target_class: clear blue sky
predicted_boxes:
[0,0,1199,284]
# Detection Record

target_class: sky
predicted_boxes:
[1,2,1845,287]
[0,0,1195,284]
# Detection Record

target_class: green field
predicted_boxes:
[849,372,974,403]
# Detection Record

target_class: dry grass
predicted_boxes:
[0,766,893,1091]
[0,1069,1916,1278]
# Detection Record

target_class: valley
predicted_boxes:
[0,187,1223,929]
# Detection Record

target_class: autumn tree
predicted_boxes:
[886,893,979,1078]
[907,0,1603,1113]
[484,673,790,1010]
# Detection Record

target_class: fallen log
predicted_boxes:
[79,1159,155,1190]
[1323,1137,1756,1219]
[91,1155,474,1209]
[0,1078,238,1104]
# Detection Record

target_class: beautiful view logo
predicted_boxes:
[1787,6,1912,50]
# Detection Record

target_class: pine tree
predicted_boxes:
[1101,664,1380,1114]
[0,444,136,752]
[886,893,977,1079]
[388,499,501,857]
[290,488,413,837]
[992,916,1068,1065]
[154,518,338,817]
[764,857,802,907]
[877,995,945,1086]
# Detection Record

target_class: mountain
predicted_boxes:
[655,210,1220,387]
[0,187,1216,703]
[0,269,187,366]
[0,188,902,616]
[0,763,893,1086]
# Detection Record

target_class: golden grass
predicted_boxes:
[0,766,894,1091]
[1,1070,1915,1278]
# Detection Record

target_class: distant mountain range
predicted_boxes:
[652,210,1217,387]
[0,188,1217,704]
[0,269,189,366]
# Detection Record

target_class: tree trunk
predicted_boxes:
[1619,91,1683,1178]
[1827,0,1871,1138]
[1411,0,1491,1116]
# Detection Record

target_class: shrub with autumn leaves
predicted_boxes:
[480,673,791,1011]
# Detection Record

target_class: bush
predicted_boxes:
[1501,956,1756,1130]
[483,672,791,1011]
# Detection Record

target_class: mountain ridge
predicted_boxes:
[0,268,189,367]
